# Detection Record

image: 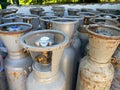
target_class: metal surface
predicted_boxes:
[5,55,32,90]
[0,22,33,90]
[89,18,119,26]
[67,8,81,15]
[19,14,40,31]
[52,18,79,39]
[111,45,120,90]
[76,24,120,90]
[40,16,58,29]
[60,44,75,90]
[76,12,96,25]
[2,13,23,23]
[78,25,89,57]
[65,15,84,30]
[96,8,120,15]
[0,8,18,17]
[0,54,8,90]
[97,13,118,20]
[52,18,79,90]
[29,7,44,16]
[20,30,69,90]
[52,6,65,17]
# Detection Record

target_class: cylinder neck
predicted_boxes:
[7,50,26,60]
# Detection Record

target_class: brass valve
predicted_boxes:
[35,51,52,64]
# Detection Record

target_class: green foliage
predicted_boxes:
[0,0,119,8]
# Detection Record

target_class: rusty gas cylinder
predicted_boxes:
[111,45,120,90]
[76,24,120,90]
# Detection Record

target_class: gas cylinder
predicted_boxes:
[67,8,81,15]
[52,18,79,90]
[0,54,8,90]
[85,18,119,56]
[97,13,118,20]
[89,18,119,26]
[76,12,96,57]
[76,12,96,25]
[19,14,40,30]
[0,22,33,90]
[30,7,44,16]
[76,24,120,90]
[20,30,69,90]
[111,45,120,90]
[65,15,84,30]
[78,25,89,57]
[2,13,23,23]
[81,8,94,12]
[40,16,58,29]
[52,6,65,17]
[43,11,55,16]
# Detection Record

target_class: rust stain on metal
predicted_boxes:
[9,72,23,79]
[116,75,120,81]
[93,72,99,75]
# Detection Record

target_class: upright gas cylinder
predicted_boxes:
[52,18,79,90]
[67,8,81,15]
[0,22,33,90]
[97,13,118,20]
[76,12,96,25]
[40,16,58,29]
[76,12,96,57]
[111,45,120,90]
[76,24,120,90]
[29,7,44,16]
[89,18,119,26]
[18,14,40,30]
[20,30,69,90]
[52,6,65,17]
[65,15,84,89]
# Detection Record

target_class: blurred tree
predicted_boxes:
[0,0,10,9]
[12,0,19,5]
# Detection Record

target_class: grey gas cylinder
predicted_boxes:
[52,18,79,90]
[40,16,58,29]
[0,22,33,90]
[20,30,69,90]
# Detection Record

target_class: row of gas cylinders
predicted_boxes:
[0,6,120,90]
